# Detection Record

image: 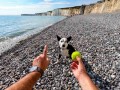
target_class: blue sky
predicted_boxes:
[0,0,99,15]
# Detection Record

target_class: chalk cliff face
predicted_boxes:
[47,7,81,16]
[22,0,120,16]
[50,0,120,16]
[84,0,120,14]
[59,7,80,16]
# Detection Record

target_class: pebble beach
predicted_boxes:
[0,12,120,90]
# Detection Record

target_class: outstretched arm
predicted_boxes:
[6,45,49,90]
[70,57,98,90]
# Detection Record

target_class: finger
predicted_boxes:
[43,45,48,58]
[47,58,50,65]
[70,64,76,70]
[36,55,40,60]
[76,57,85,68]
[72,62,78,68]
[70,62,78,69]
[76,56,81,63]
[73,61,79,65]
[70,65,77,71]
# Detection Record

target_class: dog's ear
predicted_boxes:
[56,35,61,41]
[67,36,72,42]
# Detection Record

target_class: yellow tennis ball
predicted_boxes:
[71,51,82,60]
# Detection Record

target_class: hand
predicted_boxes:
[70,57,86,80]
[32,45,50,71]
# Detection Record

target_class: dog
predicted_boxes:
[56,35,76,60]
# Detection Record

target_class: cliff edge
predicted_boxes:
[22,0,120,16]
[84,0,120,14]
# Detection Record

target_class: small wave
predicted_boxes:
[5,27,37,38]
[8,31,28,38]
[0,16,66,55]
[0,24,53,55]
[0,37,10,42]
[25,27,37,31]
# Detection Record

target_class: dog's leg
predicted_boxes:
[55,54,61,64]
[57,54,61,62]
[66,56,69,59]
[58,54,62,59]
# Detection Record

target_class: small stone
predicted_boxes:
[53,87,56,90]
[111,75,115,79]
[74,83,78,87]
[52,49,55,52]
[37,82,40,85]
[96,80,101,86]
[68,81,72,85]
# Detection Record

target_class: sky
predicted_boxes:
[0,0,99,15]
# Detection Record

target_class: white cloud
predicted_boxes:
[0,1,70,15]
[0,4,51,15]
[40,1,70,5]
[44,0,53,2]
[37,1,70,5]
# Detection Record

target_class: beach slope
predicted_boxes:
[0,12,120,90]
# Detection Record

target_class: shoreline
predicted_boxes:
[0,16,67,56]
[0,13,120,90]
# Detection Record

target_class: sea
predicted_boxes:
[0,16,66,54]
